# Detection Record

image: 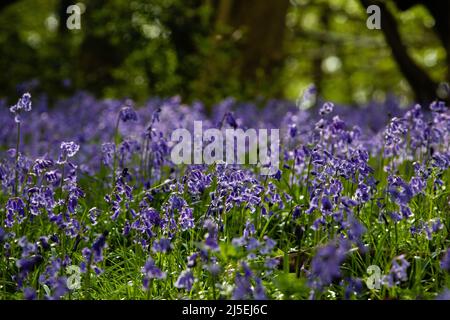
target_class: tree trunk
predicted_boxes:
[229,0,290,81]
[213,0,290,97]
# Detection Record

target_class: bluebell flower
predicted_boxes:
[63,141,80,157]
[101,142,115,167]
[243,221,256,238]
[319,102,334,116]
[232,264,253,300]
[388,176,413,205]
[355,183,370,204]
[48,277,69,300]
[142,257,166,290]
[430,101,446,113]
[311,217,326,231]
[39,236,50,251]
[225,112,238,129]
[119,105,138,122]
[306,196,318,214]
[33,158,54,175]
[50,234,59,244]
[231,236,246,247]
[308,240,349,290]
[289,123,297,137]
[179,206,194,231]
[343,277,363,300]
[16,255,43,274]
[431,153,450,171]
[92,232,107,263]
[400,205,413,219]
[206,259,221,276]
[10,92,32,122]
[273,169,282,181]
[264,257,279,271]
[175,269,194,291]
[186,168,212,195]
[436,289,450,300]
[5,197,26,227]
[17,236,37,255]
[431,219,443,233]
[0,227,6,243]
[23,287,37,300]
[340,197,358,208]
[150,107,161,124]
[88,207,100,226]
[321,196,333,212]
[389,211,403,222]
[247,238,260,251]
[81,248,91,271]
[44,170,59,183]
[187,253,199,268]
[382,255,410,287]
[345,214,366,243]
[39,257,61,289]
[410,176,426,195]
[152,238,172,253]
[254,278,267,300]
[292,205,302,219]
[260,236,276,255]
[440,248,450,272]
[203,218,219,251]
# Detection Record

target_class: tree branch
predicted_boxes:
[360,0,438,106]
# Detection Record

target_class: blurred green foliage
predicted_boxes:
[0,0,447,106]
[283,0,447,105]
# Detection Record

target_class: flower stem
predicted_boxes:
[14,121,21,196]
[147,279,153,300]
[112,115,121,189]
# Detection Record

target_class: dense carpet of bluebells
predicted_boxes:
[1,91,450,300]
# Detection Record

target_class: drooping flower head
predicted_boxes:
[92,232,108,263]
[175,269,194,291]
[0,227,6,243]
[23,287,37,300]
[309,240,350,291]
[440,248,450,272]
[10,92,32,123]
[16,255,43,275]
[119,103,138,122]
[203,218,219,251]
[225,111,238,129]
[101,142,115,166]
[60,141,80,158]
[152,238,172,253]
[430,101,447,113]
[382,254,410,287]
[319,102,334,116]
[142,257,166,290]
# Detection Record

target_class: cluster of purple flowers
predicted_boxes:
[1,90,450,300]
